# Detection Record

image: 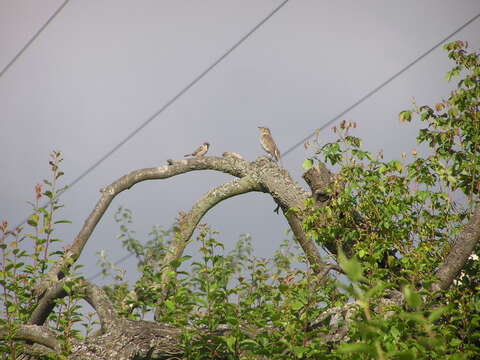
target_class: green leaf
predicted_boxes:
[403,285,422,310]
[169,259,182,269]
[165,270,176,279]
[337,342,373,354]
[389,160,403,172]
[399,110,412,122]
[292,345,307,357]
[224,336,236,353]
[54,220,72,224]
[365,281,386,299]
[338,249,365,283]
[394,350,416,360]
[428,305,448,322]
[302,158,314,171]
[27,214,39,227]
[164,299,175,311]
[290,300,305,311]
[450,338,462,347]
[240,339,259,349]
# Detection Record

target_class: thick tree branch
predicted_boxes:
[154,176,261,318]
[284,211,326,273]
[28,277,68,325]
[34,155,333,324]
[20,343,57,358]
[78,280,119,332]
[70,319,184,359]
[0,324,60,352]
[165,176,262,270]
[29,277,118,333]
[35,157,251,298]
[433,206,480,291]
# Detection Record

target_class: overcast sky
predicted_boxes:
[1,0,479,283]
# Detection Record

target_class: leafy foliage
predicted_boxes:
[1,151,84,358]
[1,42,479,359]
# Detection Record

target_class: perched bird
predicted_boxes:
[258,127,281,164]
[222,152,244,160]
[184,142,210,157]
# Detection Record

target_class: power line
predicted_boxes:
[85,1,291,281]
[12,0,291,230]
[86,10,480,280]
[281,11,480,158]
[62,0,291,193]
[0,0,70,79]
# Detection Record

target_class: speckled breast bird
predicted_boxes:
[258,127,281,163]
[184,142,210,157]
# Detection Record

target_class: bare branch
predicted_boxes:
[165,176,262,270]
[28,278,68,325]
[154,176,261,318]
[29,277,118,333]
[433,206,480,291]
[36,156,251,297]
[21,343,57,358]
[284,212,327,273]
[78,280,119,332]
[70,319,184,359]
[35,155,332,303]
[0,324,60,351]
[316,263,344,280]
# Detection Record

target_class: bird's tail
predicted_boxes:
[184,153,191,157]
[276,150,283,167]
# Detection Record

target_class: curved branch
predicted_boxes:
[35,157,251,296]
[284,212,326,273]
[78,280,119,332]
[28,278,68,325]
[316,263,344,279]
[433,206,480,291]
[0,325,60,351]
[21,343,57,358]
[36,155,330,309]
[168,175,262,267]
[154,176,261,318]
[29,277,118,333]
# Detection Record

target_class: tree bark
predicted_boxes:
[433,206,480,291]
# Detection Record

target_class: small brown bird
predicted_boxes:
[222,152,244,160]
[184,142,210,157]
[258,127,281,164]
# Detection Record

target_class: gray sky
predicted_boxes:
[1,0,479,283]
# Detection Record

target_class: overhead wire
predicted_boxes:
[0,0,71,79]
[57,0,291,192]
[12,0,291,232]
[3,2,477,278]
[88,10,480,280]
[281,11,480,158]
[87,1,292,281]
